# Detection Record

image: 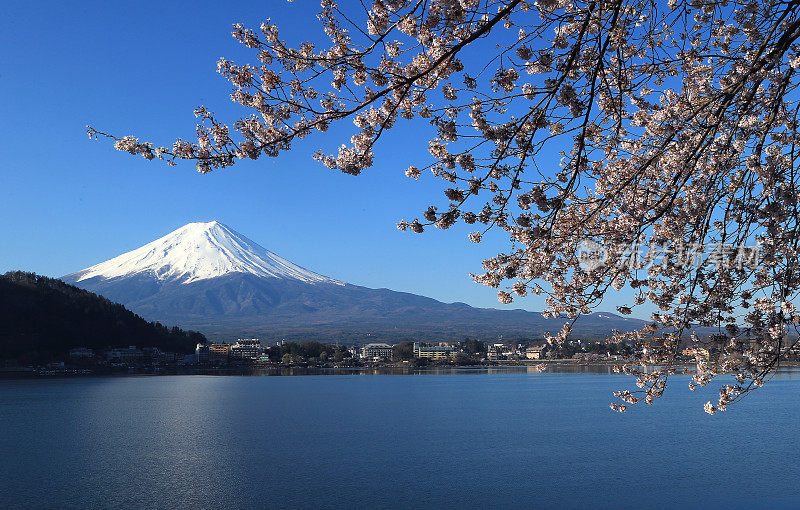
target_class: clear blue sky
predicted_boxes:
[0,0,642,316]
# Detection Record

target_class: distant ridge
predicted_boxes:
[63,222,647,342]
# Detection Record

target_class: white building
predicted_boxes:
[195,343,210,363]
[526,345,548,360]
[413,343,458,360]
[231,338,263,359]
[361,343,394,361]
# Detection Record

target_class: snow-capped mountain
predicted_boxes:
[68,221,339,285]
[63,222,645,341]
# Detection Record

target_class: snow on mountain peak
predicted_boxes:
[70,221,341,285]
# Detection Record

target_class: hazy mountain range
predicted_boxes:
[62,221,646,342]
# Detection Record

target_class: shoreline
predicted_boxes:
[4,360,800,379]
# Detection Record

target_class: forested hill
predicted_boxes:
[0,271,206,361]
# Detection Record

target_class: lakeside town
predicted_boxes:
[3,336,762,377]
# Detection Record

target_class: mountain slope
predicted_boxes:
[63,222,646,341]
[67,221,339,285]
[0,271,206,361]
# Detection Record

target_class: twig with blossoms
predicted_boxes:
[93,0,800,413]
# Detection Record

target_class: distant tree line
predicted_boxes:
[261,341,352,364]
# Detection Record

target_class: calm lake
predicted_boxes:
[2,369,799,509]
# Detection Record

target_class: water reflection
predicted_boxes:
[246,364,620,376]
[4,370,800,508]
[242,365,614,376]
[240,364,800,378]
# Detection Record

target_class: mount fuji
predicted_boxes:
[62,221,644,341]
[67,221,340,286]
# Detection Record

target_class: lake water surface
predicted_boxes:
[2,369,799,509]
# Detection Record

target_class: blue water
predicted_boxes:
[1,370,799,509]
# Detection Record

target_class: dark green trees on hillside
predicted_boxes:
[0,271,205,361]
